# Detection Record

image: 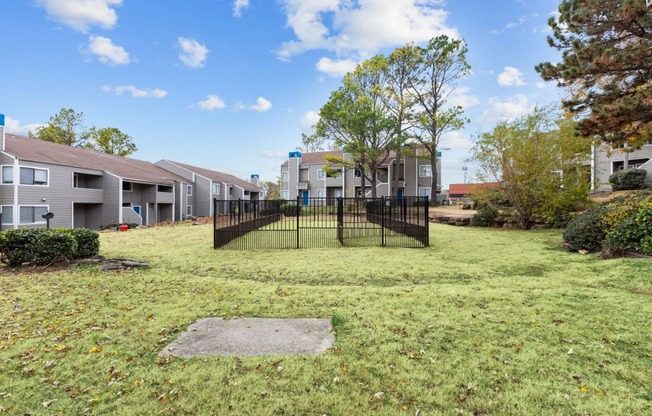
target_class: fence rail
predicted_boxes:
[213,196,429,250]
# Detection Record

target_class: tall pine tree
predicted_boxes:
[536,0,652,145]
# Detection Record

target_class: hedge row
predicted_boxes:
[0,228,100,267]
[563,191,652,256]
[609,168,648,191]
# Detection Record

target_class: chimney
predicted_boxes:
[250,174,259,186]
[0,113,5,152]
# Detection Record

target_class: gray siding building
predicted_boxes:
[155,160,263,216]
[280,149,442,202]
[0,130,186,229]
[591,142,652,191]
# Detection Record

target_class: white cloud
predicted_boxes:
[260,150,287,159]
[316,57,357,77]
[240,97,273,112]
[441,131,472,149]
[102,85,168,98]
[536,81,547,89]
[497,66,526,87]
[233,0,250,17]
[446,87,480,109]
[178,37,209,68]
[300,111,320,132]
[276,0,458,61]
[196,95,226,110]
[4,116,42,136]
[85,35,129,65]
[478,94,534,123]
[37,0,122,32]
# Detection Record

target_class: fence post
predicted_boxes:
[381,197,386,246]
[213,198,217,249]
[296,196,300,248]
[425,196,430,247]
[337,197,343,246]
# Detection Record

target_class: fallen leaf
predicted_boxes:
[42,399,57,407]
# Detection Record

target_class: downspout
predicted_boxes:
[118,178,123,224]
[13,157,19,228]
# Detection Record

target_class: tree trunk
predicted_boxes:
[371,169,377,199]
[392,150,401,197]
[430,146,438,206]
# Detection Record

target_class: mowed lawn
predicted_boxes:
[1,223,651,415]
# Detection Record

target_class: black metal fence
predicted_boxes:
[213,196,429,250]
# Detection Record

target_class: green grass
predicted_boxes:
[1,223,651,415]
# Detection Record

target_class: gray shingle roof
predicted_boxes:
[5,134,185,184]
[161,160,261,192]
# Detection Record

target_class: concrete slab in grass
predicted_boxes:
[159,318,335,357]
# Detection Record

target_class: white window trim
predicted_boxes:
[281,190,289,200]
[1,165,14,185]
[282,171,289,182]
[186,205,193,216]
[17,166,50,187]
[419,165,432,178]
[317,169,325,180]
[187,184,193,196]
[317,189,325,198]
[418,187,432,198]
[213,183,221,196]
[1,205,14,225]
[18,205,49,225]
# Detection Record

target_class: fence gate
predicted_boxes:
[213,196,429,250]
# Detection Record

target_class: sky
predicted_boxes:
[1,0,568,189]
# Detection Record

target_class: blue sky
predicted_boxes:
[2,0,566,188]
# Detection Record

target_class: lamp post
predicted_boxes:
[462,166,468,184]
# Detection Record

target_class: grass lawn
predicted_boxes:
[1,223,651,415]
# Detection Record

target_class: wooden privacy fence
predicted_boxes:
[213,196,429,250]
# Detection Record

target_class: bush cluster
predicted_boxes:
[609,168,648,191]
[470,205,499,227]
[0,227,100,267]
[563,191,652,256]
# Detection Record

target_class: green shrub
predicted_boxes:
[0,228,41,267]
[30,229,77,266]
[470,205,499,227]
[0,227,99,267]
[609,168,648,191]
[71,228,100,259]
[604,203,652,255]
[280,204,298,216]
[563,205,608,252]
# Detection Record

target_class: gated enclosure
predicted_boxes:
[213,196,429,249]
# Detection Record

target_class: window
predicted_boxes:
[213,183,221,195]
[317,189,325,198]
[19,167,48,185]
[282,171,288,182]
[122,181,133,191]
[187,184,193,196]
[1,206,13,225]
[354,169,362,178]
[282,190,289,200]
[419,165,432,177]
[186,205,192,216]
[19,206,48,224]
[2,166,13,184]
[419,187,432,198]
[317,169,325,180]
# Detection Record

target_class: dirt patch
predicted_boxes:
[1,256,149,274]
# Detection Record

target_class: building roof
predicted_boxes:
[162,160,261,192]
[4,134,185,185]
[281,150,343,166]
[448,182,501,196]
